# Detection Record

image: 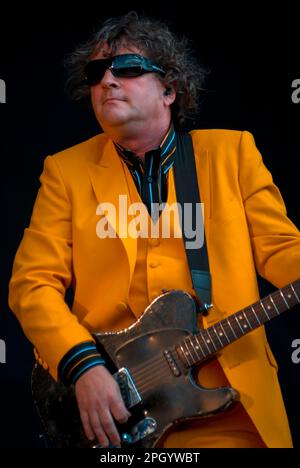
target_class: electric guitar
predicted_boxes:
[31,279,300,448]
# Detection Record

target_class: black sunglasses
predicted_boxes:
[84,54,166,87]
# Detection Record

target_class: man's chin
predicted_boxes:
[100,113,131,127]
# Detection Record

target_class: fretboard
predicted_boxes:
[176,279,300,368]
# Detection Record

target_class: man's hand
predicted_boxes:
[75,365,131,447]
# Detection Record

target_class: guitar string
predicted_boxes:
[119,286,300,397]
[130,355,168,378]
[135,374,172,394]
[132,360,168,382]
[127,353,166,373]
[131,361,169,387]
[126,333,202,376]
[125,335,206,382]
[133,369,176,394]
[137,375,174,394]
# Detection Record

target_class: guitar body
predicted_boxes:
[32,290,239,448]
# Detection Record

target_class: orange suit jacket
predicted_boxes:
[9,129,300,447]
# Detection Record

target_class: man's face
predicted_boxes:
[89,45,175,134]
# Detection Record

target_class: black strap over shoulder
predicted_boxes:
[173,132,212,313]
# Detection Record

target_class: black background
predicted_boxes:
[0,2,299,448]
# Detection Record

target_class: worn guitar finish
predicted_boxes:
[32,280,300,448]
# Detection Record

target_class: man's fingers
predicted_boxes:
[100,411,121,447]
[79,409,95,441]
[90,411,110,447]
[111,398,131,424]
[75,366,129,447]
[79,406,109,446]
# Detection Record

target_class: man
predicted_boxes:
[8,12,300,448]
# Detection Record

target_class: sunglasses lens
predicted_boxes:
[85,63,144,85]
[84,60,110,86]
[84,55,165,86]
[112,66,144,78]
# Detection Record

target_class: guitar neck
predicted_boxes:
[177,279,300,368]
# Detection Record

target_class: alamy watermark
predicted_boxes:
[291,79,300,104]
[0,78,6,103]
[96,196,205,249]
[0,339,6,364]
[291,339,300,364]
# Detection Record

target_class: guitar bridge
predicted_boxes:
[114,367,141,409]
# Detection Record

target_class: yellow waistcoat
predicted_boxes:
[9,129,300,447]
[124,155,195,315]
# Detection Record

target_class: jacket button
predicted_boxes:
[117,302,128,312]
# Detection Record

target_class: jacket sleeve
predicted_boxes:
[239,131,300,287]
[8,155,94,380]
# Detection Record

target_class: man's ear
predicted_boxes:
[163,87,176,104]
[164,87,176,96]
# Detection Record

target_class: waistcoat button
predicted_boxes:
[148,238,160,247]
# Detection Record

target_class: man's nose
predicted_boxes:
[100,69,120,88]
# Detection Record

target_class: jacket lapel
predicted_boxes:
[87,138,137,283]
[192,140,224,324]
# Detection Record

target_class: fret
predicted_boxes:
[179,343,193,366]
[242,308,257,329]
[260,301,271,320]
[206,329,218,352]
[219,321,230,344]
[201,329,216,354]
[236,311,250,332]
[269,294,280,315]
[215,322,230,346]
[194,334,207,358]
[187,335,201,361]
[234,314,244,334]
[212,325,224,347]
[261,296,272,320]
[226,318,238,339]
[279,290,289,308]
[291,283,300,303]
[283,287,298,307]
[259,300,271,320]
[221,319,238,341]
[184,340,196,363]
[252,305,261,325]
[198,331,212,354]
[242,310,253,330]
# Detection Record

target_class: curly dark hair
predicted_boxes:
[65,11,209,128]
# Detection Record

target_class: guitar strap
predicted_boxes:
[173,132,212,314]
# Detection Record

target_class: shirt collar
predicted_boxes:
[113,123,176,171]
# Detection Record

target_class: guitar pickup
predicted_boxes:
[114,367,142,409]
